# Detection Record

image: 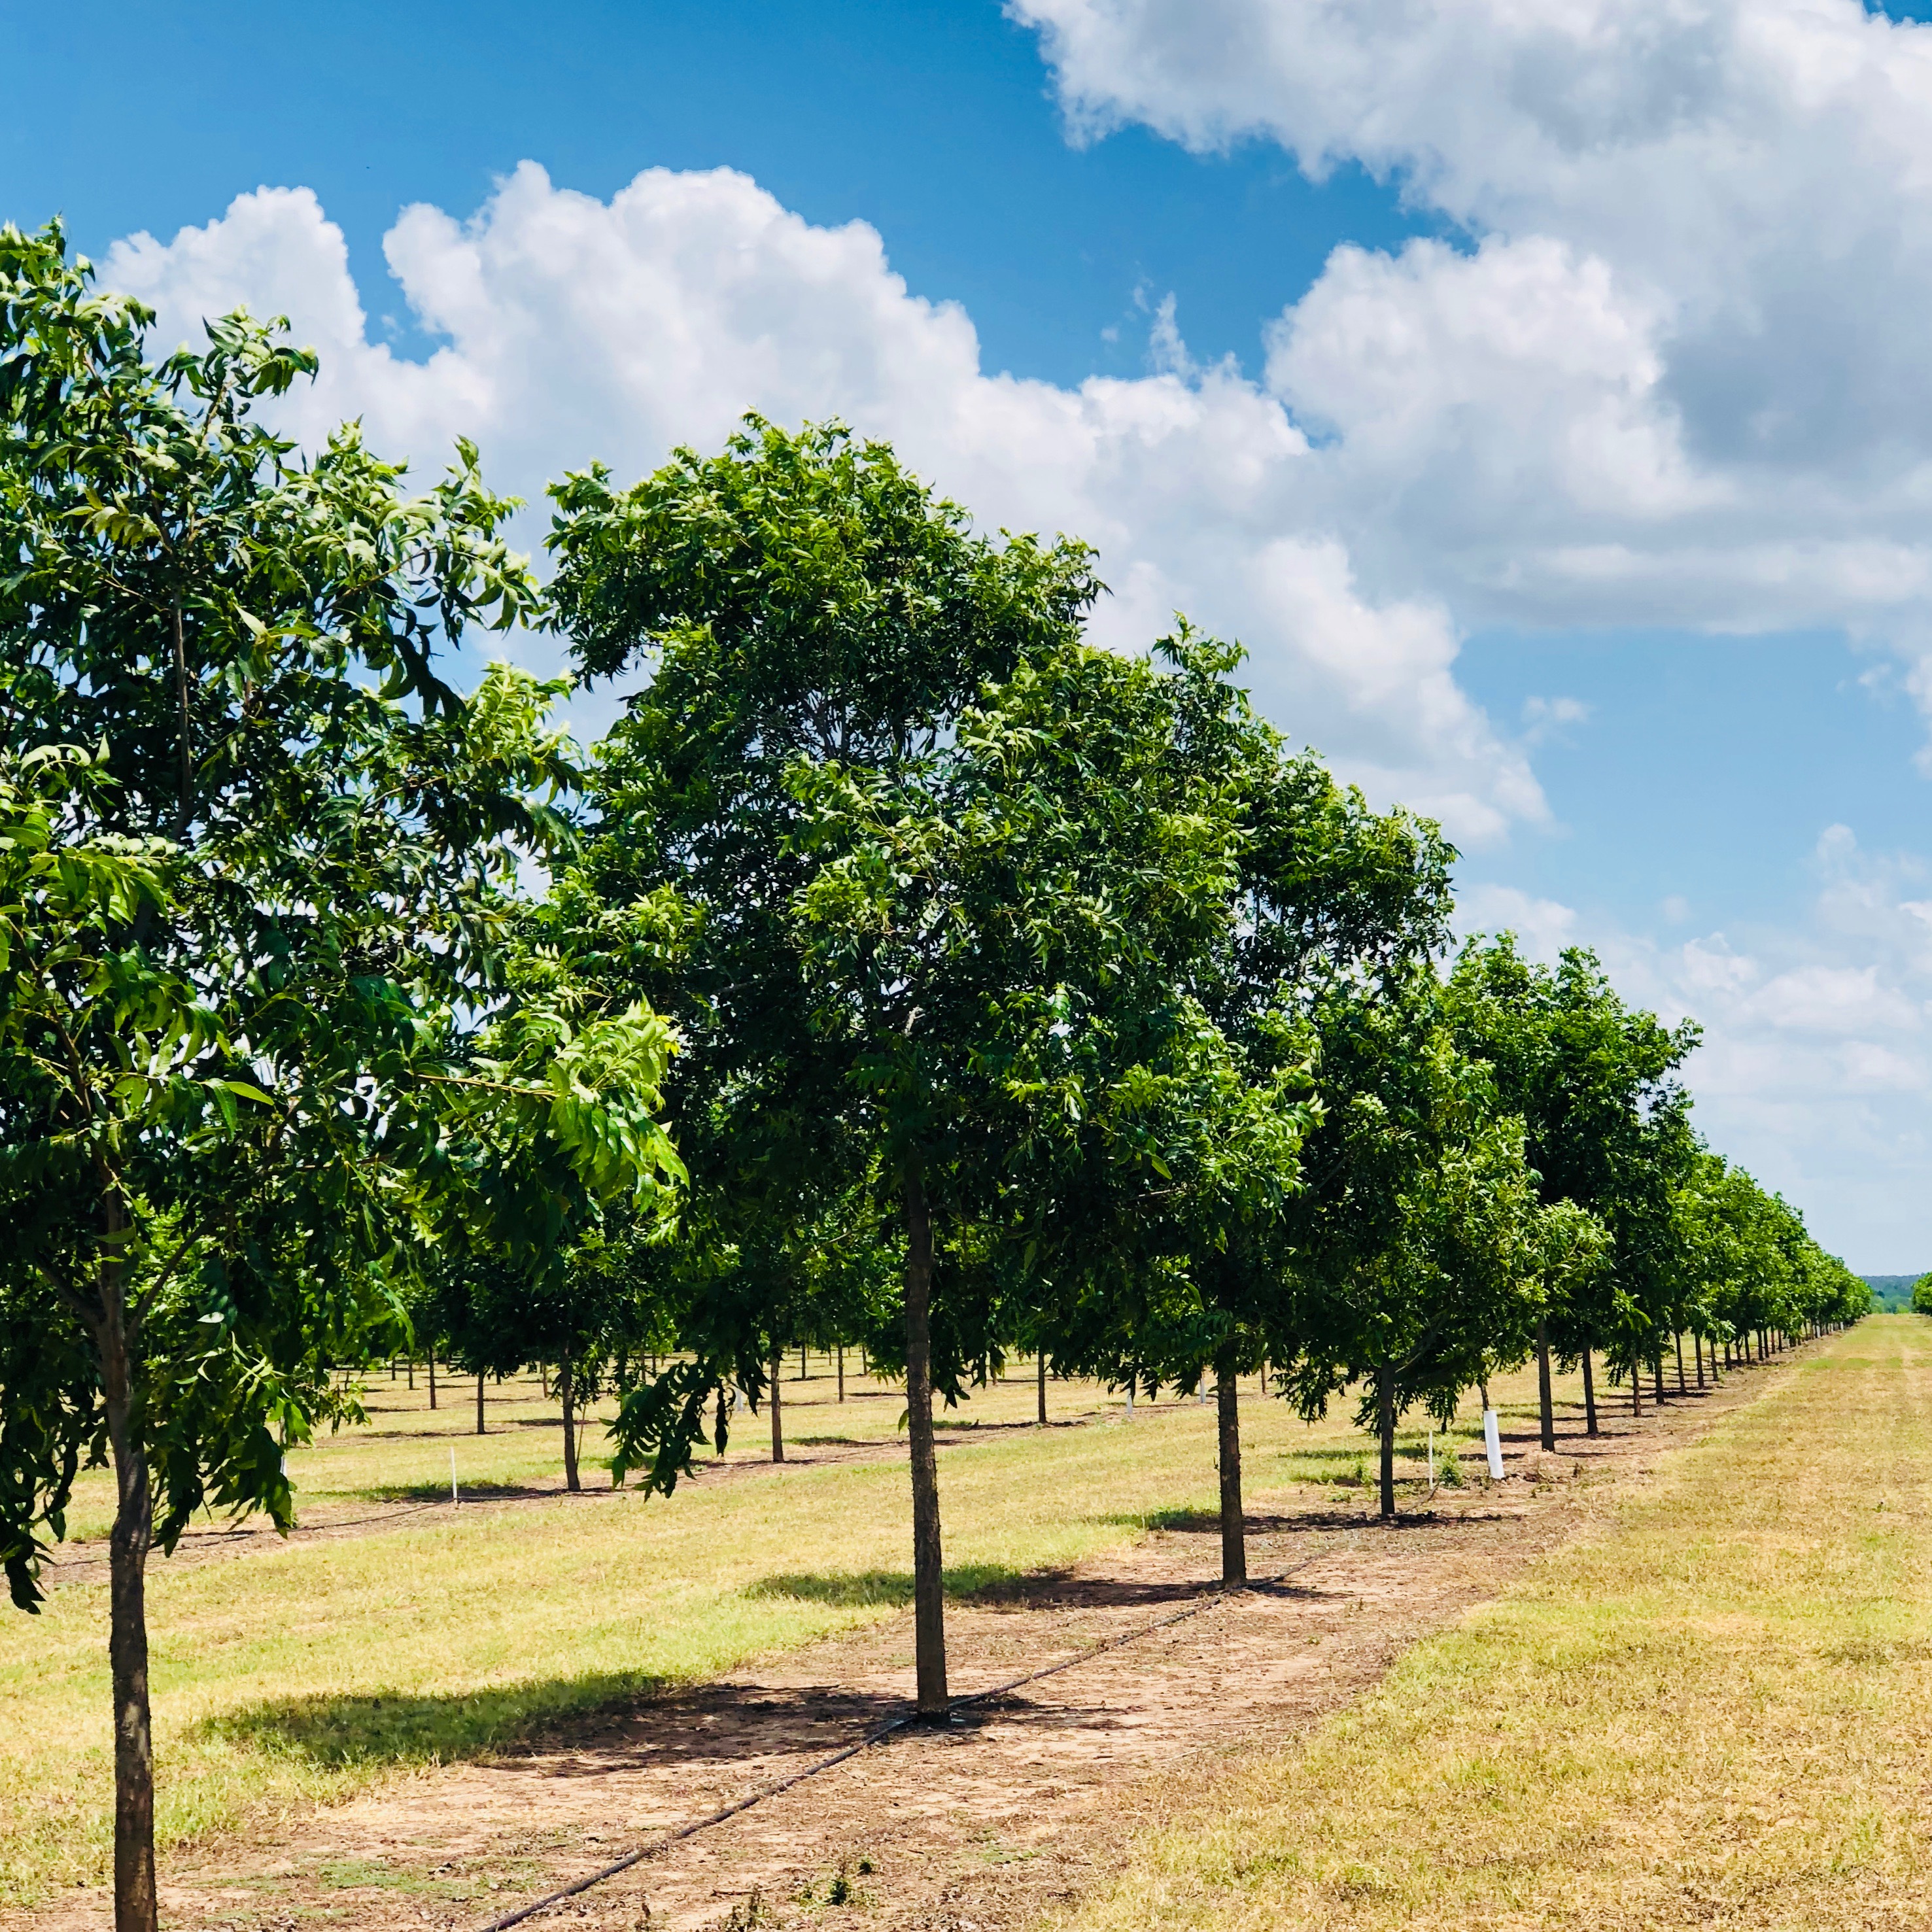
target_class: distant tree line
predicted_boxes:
[0,224,1870,1932]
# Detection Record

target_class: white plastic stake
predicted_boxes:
[1124,1383,1135,1416]
[1483,1408,1504,1479]
[450,1448,459,1504]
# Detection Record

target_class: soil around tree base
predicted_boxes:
[5,1358,1799,1932]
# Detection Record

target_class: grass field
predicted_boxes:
[0,1353,1560,1907]
[1071,1316,1932,1932]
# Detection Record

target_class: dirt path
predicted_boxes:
[17,1360,1796,1932]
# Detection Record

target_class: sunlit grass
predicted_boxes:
[1,1351,1582,1906]
[1068,1318,1929,1932]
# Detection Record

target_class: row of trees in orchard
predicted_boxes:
[0,230,1867,1932]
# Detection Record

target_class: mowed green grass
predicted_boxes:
[0,1354,1565,1906]
[1071,1317,1932,1932]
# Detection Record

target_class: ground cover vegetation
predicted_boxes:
[5,1354,1560,1904]
[0,224,1871,1931]
[1071,1315,1932,1932]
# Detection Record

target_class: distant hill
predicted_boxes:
[1862,1275,1925,1311]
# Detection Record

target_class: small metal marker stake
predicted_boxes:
[1482,1409,1504,1480]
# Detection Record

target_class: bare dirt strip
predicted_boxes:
[14,1362,1798,1932]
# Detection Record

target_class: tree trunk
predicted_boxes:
[837,1346,845,1402]
[1216,1359,1245,1585]
[406,1356,414,1390]
[559,1348,581,1493]
[1037,1350,1047,1426]
[1376,1364,1397,1521]
[769,1353,784,1464]
[476,1372,486,1435]
[1631,1353,1642,1415]
[903,1163,948,1716]
[428,1351,437,1411]
[1694,1332,1704,1389]
[540,1361,549,1400]
[1652,1353,1665,1404]
[1535,1317,1556,1451]
[1676,1331,1687,1395]
[1581,1339,1598,1437]
[97,1219,159,1932]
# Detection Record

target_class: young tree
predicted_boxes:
[1033,634,1457,1580]
[1447,937,1699,1436]
[1281,970,1545,1519]
[551,420,1101,1712]
[0,226,679,1932]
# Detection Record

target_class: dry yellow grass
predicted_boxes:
[1071,1316,1932,1932]
[0,1354,1567,1907]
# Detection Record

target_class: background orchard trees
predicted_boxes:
[1281,969,1545,1520]
[1042,636,1459,1579]
[0,226,681,1932]
[1447,937,1699,1432]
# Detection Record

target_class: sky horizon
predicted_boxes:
[12,0,1932,1268]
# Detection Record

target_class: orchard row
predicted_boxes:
[0,224,1865,1932]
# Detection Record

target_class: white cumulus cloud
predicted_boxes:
[1012,0,1932,677]
[99,164,1540,844]
[1458,824,1932,1264]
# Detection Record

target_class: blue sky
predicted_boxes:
[11,1,1932,1266]
[7,0,1436,385]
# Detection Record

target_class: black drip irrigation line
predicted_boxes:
[472,1534,1354,1932]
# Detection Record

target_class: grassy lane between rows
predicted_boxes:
[1071,1315,1932,1932]
[0,1360,1566,1908]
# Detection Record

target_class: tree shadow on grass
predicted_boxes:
[317,1480,583,1504]
[744,1559,1040,1609]
[195,1668,670,1770]
[747,1562,1281,1612]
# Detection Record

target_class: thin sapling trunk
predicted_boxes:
[1215,1359,1245,1586]
[1037,1351,1046,1426]
[1376,1365,1397,1521]
[1581,1339,1598,1437]
[476,1372,486,1435]
[768,1353,784,1464]
[95,1205,160,1932]
[559,1349,581,1493]
[1536,1317,1556,1451]
[903,1163,948,1716]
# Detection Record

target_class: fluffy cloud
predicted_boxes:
[1460,825,1932,1264]
[100,164,1540,842]
[1013,0,1932,652]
